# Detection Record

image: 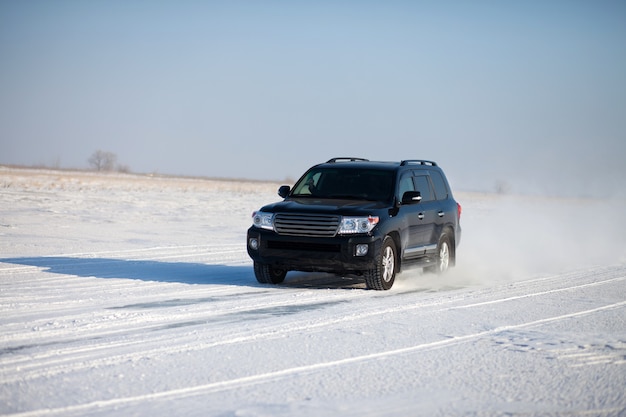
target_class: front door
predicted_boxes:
[399,174,437,259]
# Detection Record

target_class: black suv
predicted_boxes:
[247,158,462,290]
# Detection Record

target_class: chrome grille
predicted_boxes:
[274,213,340,237]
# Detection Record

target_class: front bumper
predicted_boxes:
[247,227,382,273]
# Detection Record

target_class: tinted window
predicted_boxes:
[413,175,434,202]
[430,171,449,200]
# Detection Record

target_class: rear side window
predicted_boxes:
[430,171,449,200]
[413,175,434,202]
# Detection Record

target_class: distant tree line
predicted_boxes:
[88,150,130,173]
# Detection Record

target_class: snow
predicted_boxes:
[1,166,625,417]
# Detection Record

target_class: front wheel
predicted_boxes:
[254,262,287,284]
[364,236,397,290]
[425,233,453,275]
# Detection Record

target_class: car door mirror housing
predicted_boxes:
[278,185,291,198]
[402,191,422,204]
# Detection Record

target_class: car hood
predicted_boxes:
[261,198,390,215]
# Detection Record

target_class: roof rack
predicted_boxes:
[400,160,438,167]
[326,157,370,163]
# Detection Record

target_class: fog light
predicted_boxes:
[355,244,369,256]
[249,238,259,250]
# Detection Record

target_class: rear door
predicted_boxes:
[426,170,456,254]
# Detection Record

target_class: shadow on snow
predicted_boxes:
[0,256,367,289]
[0,256,253,286]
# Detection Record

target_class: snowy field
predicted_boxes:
[1,166,625,417]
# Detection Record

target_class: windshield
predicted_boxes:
[291,168,394,201]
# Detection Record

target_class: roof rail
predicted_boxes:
[326,157,370,163]
[400,160,438,167]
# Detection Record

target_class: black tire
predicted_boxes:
[364,236,397,290]
[253,262,287,284]
[424,232,453,275]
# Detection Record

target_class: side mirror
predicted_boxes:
[278,185,291,198]
[401,191,422,204]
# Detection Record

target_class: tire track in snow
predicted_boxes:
[4,264,621,346]
[2,268,624,385]
[3,266,623,358]
[0,290,371,383]
[8,300,626,417]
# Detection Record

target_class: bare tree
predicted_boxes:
[88,150,117,171]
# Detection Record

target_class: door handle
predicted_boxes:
[418,213,424,220]
[438,211,445,217]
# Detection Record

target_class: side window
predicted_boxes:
[414,175,434,202]
[430,171,449,200]
[398,174,415,197]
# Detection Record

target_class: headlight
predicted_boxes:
[252,211,274,230]
[338,215,379,234]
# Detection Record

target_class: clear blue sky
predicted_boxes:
[1,1,625,196]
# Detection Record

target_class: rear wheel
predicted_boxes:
[425,232,453,274]
[364,236,397,290]
[254,262,287,284]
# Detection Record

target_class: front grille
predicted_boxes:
[274,213,340,237]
